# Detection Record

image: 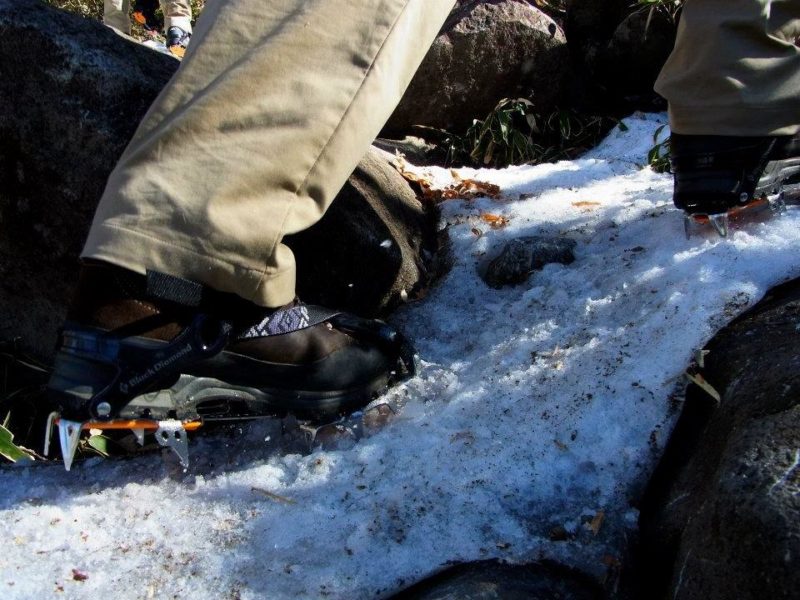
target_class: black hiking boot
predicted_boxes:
[46,263,415,470]
[165,26,191,58]
[671,133,800,238]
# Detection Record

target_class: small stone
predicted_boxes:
[480,236,576,288]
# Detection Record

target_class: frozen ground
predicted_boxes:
[3,113,800,599]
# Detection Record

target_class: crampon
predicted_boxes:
[44,270,416,471]
[671,133,800,239]
[683,190,795,239]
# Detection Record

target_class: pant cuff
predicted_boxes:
[82,223,295,308]
[668,103,800,136]
[164,15,192,33]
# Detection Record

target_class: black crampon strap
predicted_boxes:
[146,270,205,307]
[81,314,231,420]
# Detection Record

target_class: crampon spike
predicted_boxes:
[155,420,190,468]
[58,419,84,472]
[708,213,729,238]
[684,214,693,240]
[132,428,146,447]
[43,411,59,457]
[768,192,787,214]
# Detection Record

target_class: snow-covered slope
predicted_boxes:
[3,113,799,599]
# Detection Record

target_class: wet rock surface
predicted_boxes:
[637,278,800,600]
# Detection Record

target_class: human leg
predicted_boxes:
[85,0,454,307]
[103,0,132,35]
[656,0,800,136]
[161,0,193,57]
[50,0,456,466]
[655,0,800,231]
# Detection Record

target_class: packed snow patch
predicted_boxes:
[3,113,800,598]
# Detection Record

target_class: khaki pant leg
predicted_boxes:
[161,0,193,32]
[655,0,800,135]
[83,0,455,308]
[103,0,131,35]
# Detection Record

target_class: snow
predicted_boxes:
[3,113,800,598]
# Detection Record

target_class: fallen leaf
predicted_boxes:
[251,487,297,505]
[588,510,605,536]
[684,372,721,404]
[391,157,502,202]
[480,213,509,229]
[572,201,601,211]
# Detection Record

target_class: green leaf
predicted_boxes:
[86,435,110,458]
[0,422,35,463]
[618,121,629,132]
[653,124,668,143]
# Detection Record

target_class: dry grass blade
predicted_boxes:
[251,487,297,505]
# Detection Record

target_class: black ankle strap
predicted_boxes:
[146,270,204,307]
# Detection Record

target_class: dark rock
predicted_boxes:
[386,0,569,136]
[0,0,441,360]
[286,148,443,318]
[564,0,676,114]
[637,279,800,600]
[392,560,602,600]
[373,136,440,166]
[564,0,629,70]
[0,0,180,360]
[598,9,678,106]
[481,236,576,288]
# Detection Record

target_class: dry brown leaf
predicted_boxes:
[251,487,297,505]
[480,213,509,229]
[391,157,502,202]
[588,510,605,535]
[572,201,601,209]
[684,371,721,404]
[71,569,89,582]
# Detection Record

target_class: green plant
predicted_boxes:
[440,99,616,169]
[456,98,542,167]
[0,340,49,463]
[647,124,671,173]
[635,0,683,24]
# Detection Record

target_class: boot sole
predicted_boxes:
[119,372,392,423]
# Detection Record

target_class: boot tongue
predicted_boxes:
[237,304,340,340]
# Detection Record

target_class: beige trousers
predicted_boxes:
[103,0,193,36]
[86,0,455,308]
[656,0,800,135]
